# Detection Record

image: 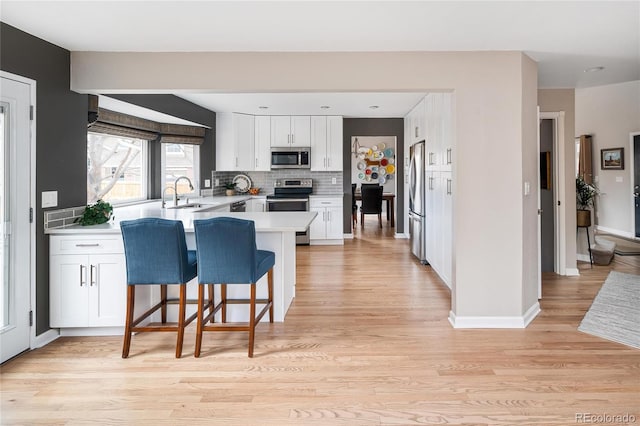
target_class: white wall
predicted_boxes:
[576,81,640,237]
[71,50,539,326]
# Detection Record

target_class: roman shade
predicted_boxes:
[87,94,205,144]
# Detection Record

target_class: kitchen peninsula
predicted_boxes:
[46,199,317,335]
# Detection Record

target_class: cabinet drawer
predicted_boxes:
[310,197,342,209]
[51,236,124,255]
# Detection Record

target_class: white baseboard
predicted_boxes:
[565,268,580,276]
[394,233,409,239]
[448,303,541,329]
[32,329,59,348]
[343,233,354,239]
[59,327,125,337]
[310,239,344,246]
[596,225,636,239]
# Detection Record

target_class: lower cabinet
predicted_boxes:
[49,235,150,332]
[425,171,453,288]
[50,253,126,327]
[247,197,266,212]
[309,197,344,244]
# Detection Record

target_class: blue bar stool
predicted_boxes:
[193,217,274,358]
[120,218,208,358]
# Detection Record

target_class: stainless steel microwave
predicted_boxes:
[270,147,311,169]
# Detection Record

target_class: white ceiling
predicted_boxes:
[2,1,639,117]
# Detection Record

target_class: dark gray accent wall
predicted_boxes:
[108,94,215,197]
[342,118,404,232]
[1,22,88,334]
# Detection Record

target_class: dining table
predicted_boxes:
[354,191,395,227]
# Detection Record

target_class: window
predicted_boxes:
[87,132,148,204]
[161,143,200,198]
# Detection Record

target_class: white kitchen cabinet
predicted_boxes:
[50,236,128,328]
[311,116,343,171]
[424,171,453,289]
[407,98,426,144]
[309,197,343,244]
[247,197,266,212]
[425,93,454,172]
[254,116,271,171]
[216,113,255,171]
[270,116,311,147]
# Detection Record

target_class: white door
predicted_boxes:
[0,75,33,363]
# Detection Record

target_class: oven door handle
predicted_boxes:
[266,199,309,203]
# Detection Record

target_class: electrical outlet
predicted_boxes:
[332,177,337,184]
[204,179,211,188]
[215,178,220,187]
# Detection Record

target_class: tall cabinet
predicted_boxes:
[424,93,454,288]
[311,116,343,171]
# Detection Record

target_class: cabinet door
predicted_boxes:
[424,171,438,264]
[271,116,291,147]
[440,172,453,287]
[215,113,236,171]
[310,116,327,171]
[326,116,343,171]
[309,207,326,240]
[441,93,453,171]
[50,254,89,327]
[325,206,343,239]
[254,116,271,171]
[291,116,311,146]
[88,254,127,326]
[234,114,255,171]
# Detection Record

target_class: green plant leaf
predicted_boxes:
[75,200,113,226]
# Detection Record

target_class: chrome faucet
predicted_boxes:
[173,176,194,207]
[161,186,176,209]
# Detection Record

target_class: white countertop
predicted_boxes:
[46,198,316,235]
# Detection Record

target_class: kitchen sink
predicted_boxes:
[166,203,203,209]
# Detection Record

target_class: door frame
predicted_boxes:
[540,112,566,276]
[629,131,640,239]
[0,70,37,354]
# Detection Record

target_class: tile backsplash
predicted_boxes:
[44,206,86,229]
[211,170,343,195]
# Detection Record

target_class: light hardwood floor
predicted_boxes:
[2,219,639,425]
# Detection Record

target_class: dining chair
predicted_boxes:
[193,217,274,358]
[120,218,205,358]
[360,185,384,228]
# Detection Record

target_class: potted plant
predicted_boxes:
[75,199,113,226]
[576,176,598,227]
[224,182,236,196]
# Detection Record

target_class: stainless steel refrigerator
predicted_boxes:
[409,141,428,263]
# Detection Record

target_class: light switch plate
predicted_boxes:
[42,191,58,208]
[616,176,623,183]
[204,179,211,188]
[332,177,337,184]
[523,181,530,196]
[215,178,220,187]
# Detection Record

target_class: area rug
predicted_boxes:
[595,234,640,256]
[578,271,640,349]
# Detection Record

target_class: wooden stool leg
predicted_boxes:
[207,284,214,323]
[268,268,274,323]
[195,284,205,358]
[221,284,227,323]
[122,285,135,358]
[175,284,187,358]
[248,283,257,358]
[161,284,168,323]
[361,212,364,227]
[378,213,382,228]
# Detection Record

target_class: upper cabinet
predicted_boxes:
[425,93,454,171]
[254,116,271,171]
[271,116,311,147]
[216,113,255,171]
[407,98,426,144]
[311,116,343,171]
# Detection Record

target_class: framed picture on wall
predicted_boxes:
[601,147,624,170]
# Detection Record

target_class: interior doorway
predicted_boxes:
[631,132,640,238]
[539,112,567,277]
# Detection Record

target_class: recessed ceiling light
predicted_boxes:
[584,66,605,73]
[369,105,379,109]
[258,106,269,109]
[320,105,330,109]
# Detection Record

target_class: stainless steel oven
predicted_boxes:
[266,178,312,245]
